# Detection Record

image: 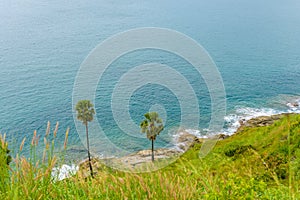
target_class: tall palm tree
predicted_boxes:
[76,100,95,178]
[140,112,164,162]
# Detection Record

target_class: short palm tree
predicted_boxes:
[76,100,95,178]
[140,112,164,162]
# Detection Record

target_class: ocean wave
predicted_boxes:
[286,99,300,113]
[51,164,79,181]
[223,98,300,135]
[222,107,281,135]
[171,97,300,148]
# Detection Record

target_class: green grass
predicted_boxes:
[1,114,300,199]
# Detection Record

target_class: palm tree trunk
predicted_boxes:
[86,123,94,178]
[151,139,154,162]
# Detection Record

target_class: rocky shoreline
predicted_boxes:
[236,113,287,132]
[91,114,291,171]
[78,131,204,173]
[56,113,295,179]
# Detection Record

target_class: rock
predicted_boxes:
[236,114,286,133]
[128,148,180,160]
[239,119,246,125]
[218,134,229,140]
[77,131,208,172]
[177,132,198,143]
[106,148,181,170]
[176,131,202,151]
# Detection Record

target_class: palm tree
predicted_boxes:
[75,100,95,178]
[140,112,164,162]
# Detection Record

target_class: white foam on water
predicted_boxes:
[222,107,281,135]
[223,98,300,135]
[168,97,300,151]
[286,98,300,113]
[184,129,203,138]
[168,127,212,152]
[51,164,79,181]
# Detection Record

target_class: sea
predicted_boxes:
[1,0,300,162]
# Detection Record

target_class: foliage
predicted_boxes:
[0,134,12,165]
[0,122,69,199]
[0,134,11,195]
[140,112,164,140]
[75,100,95,178]
[140,112,164,161]
[75,100,95,126]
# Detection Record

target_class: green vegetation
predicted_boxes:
[75,100,95,178]
[140,112,164,162]
[0,113,300,199]
[0,135,11,166]
[0,134,11,194]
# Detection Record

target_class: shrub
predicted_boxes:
[0,134,11,196]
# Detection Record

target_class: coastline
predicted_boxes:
[75,113,290,175]
[55,98,300,178]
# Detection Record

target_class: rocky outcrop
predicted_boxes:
[110,148,181,169]
[78,132,203,172]
[176,131,203,151]
[217,133,230,140]
[78,130,233,173]
[236,114,286,133]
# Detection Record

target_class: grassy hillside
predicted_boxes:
[1,114,300,199]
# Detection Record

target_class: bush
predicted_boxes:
[0,134,11,196]
[0,144,12,166]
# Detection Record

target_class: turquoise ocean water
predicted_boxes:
[1,0,300,161]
